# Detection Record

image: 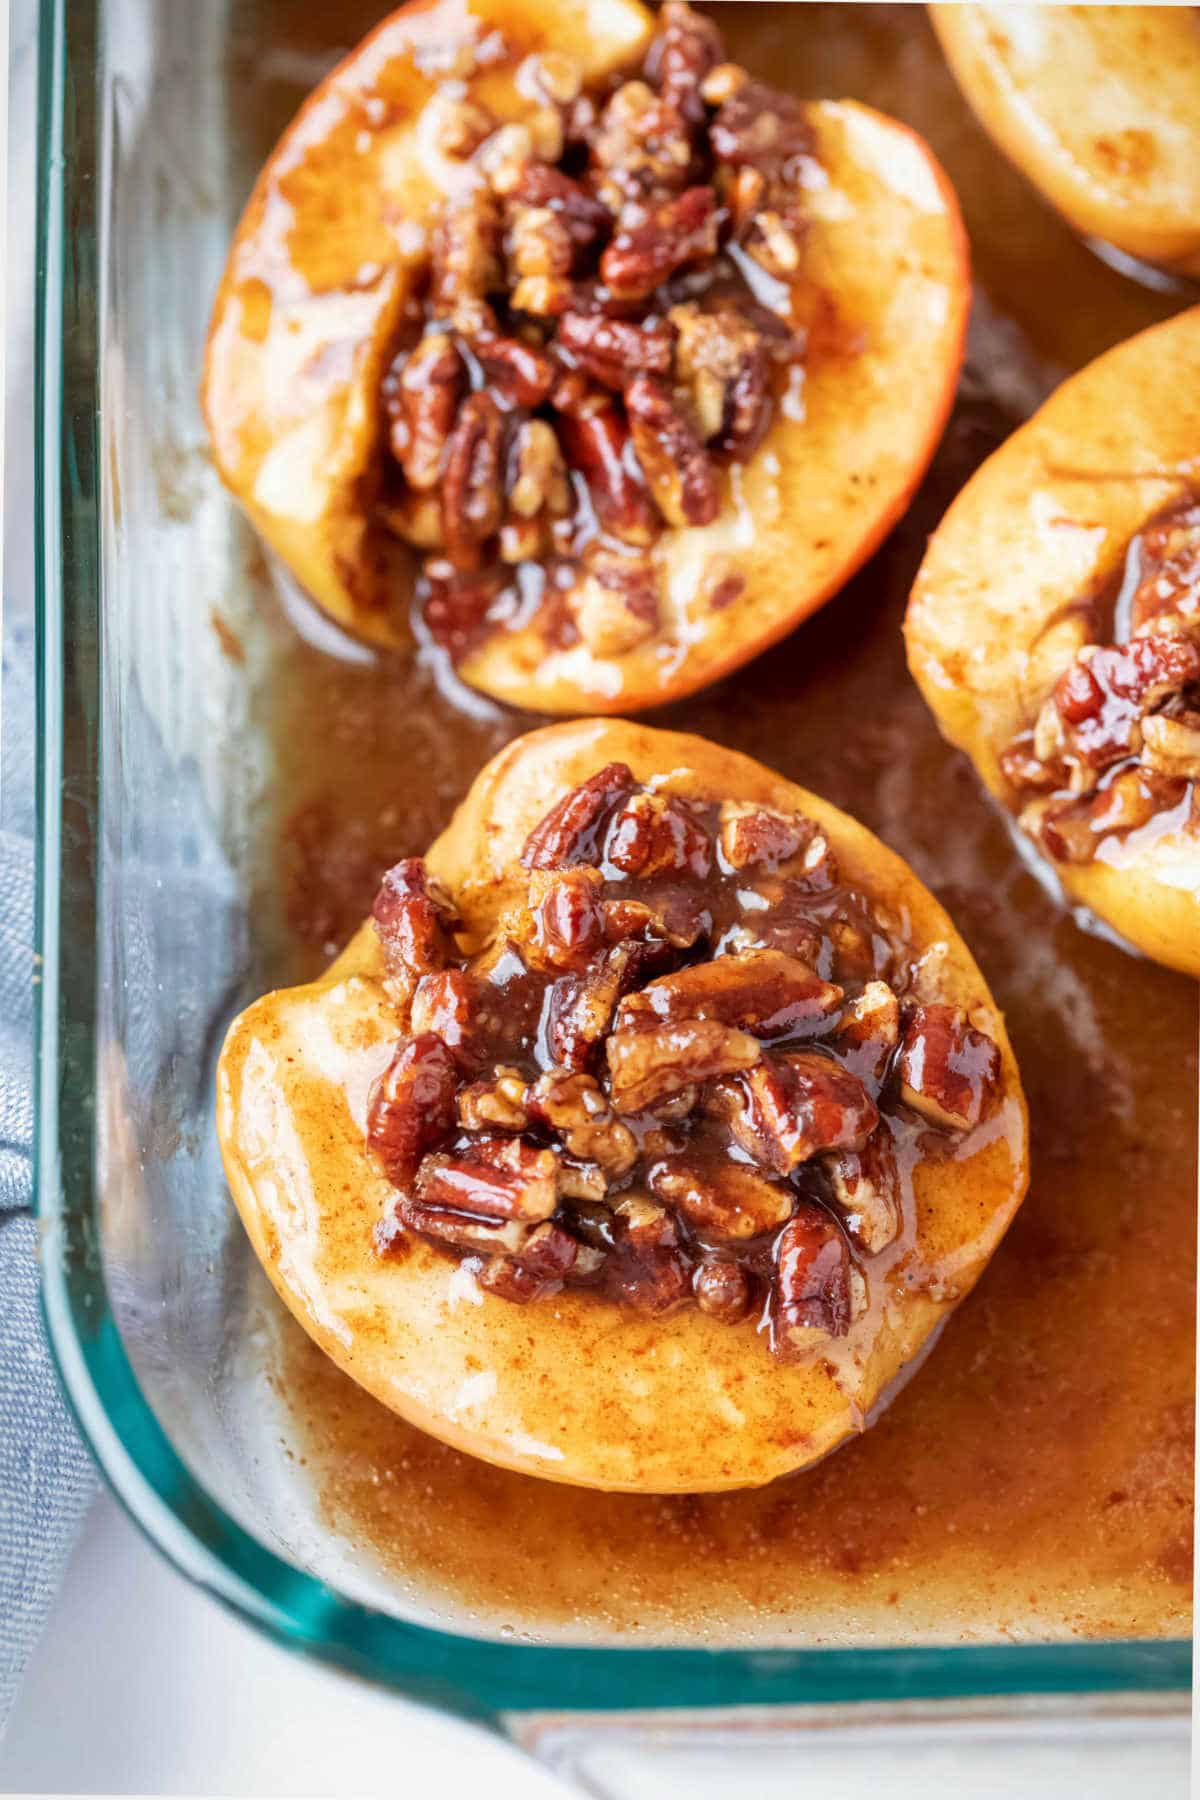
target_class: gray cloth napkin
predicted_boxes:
[0,621,98,1725]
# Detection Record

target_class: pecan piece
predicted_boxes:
[410,967,478,1055]
[419,558,506,659]
[625,373,720,528]
[607,1018,761,1115]
[771,1206,854,1357]
[367,1033,458,1187]
[600,186,718,301]
[824,1130,901,1256]
[605,1195,691,1312]
[556,403,661,546]
[477,1219,582,1303]
[616,949,842,1041]
[372,858,457,990]
[567,548,661,657]
[474,330,555,408]
[508,417,570,518]
[556,311,675,390]
[709,79,813,172]
[396,1195,531,1257]
[602,890,709,949]
[441,392,505,567]
[521,763,636,869]
[692,1258,752,1322]
[897,1003,1002,1133]
[429,190,503,323]
[644,1,726,125]
[382,333,464,491]
[416,1134,559,1223]
[604,791,713,878]
[832,980,899,1086]
[647,1156,793,1240]
[711,1050,878,1173]
[1141,711,1200,779]
[589,79,696,208]
[527,1068,638,1178]
[547,940,672,1070]
[670,303,772,456]
[457,1066,530,1133]
[716,799,813,872]
[507,203,575,316]
[507,162,613,252]
[525,866,605,970]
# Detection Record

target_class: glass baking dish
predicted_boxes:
[33,0,1192,1755]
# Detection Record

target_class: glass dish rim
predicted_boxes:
[31,0,1192,1720]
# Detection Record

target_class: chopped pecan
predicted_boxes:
[589,80,695,209]
[1031,765,1188,862]
[616,949,842,1040]
[416,1134,559,1222]
[547,940,672,1070]
[647,1156,793,1240]
[556,311,675,390]
[367,1033,458,1186]
[556,1156,609,1201]
[518,50,583,108]
[603,890,710,949]
[711,1050,879,1173]
[525,866,605,970]
[897,1003,1001,1133]
[604,791,713,879]
[378,490,444,551]
[824,1130,901,1255]
[477,1219,582,1303]
[522,762,636,869]
[1128,500,1200,635]
[625,373,720,528]
[441,392,505,567]
[605,1195,691,1312]
[567,548,661,656]
[396,1196,531,1257]
[999,730,1064,794]
[372,858,456,989]
[771,1206,854,1356]
[692,1258,752,1322]
[709,79,813,172]
[419,558,505,658]
[833,980,899,1086]
[410,967,477,1053]
[527,1068,637,1177]
[556,403,661,546]
[716,798,812,872]
[607,1018,761,1114]
[382,333,464,491]
[507,201,574,283]
[600,186,718,302]
[507,162,613,252]
[1055,635,1200,770]
[1141,711,1200,779]
[474,330,555,408]
[508,418,570,517]
[429,189,503,323]
[426,92,495,158]
[671,303,772,455]
[457,1066,530,1133]
[644,1,725,126]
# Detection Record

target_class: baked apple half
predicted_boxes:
[217,721,1028,1493]
[930,4,1200,279]
[906,307,1200,979]
[203,0,969,712]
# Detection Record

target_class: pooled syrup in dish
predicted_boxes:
[237,3,1194,1641]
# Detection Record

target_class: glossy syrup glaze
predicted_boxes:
[234,3,1194,1641]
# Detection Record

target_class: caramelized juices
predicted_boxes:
[235,4,1194,1641]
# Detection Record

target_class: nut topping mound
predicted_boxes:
[998,495,1200,865]
[366,763,1003,1357]
[376,2,814,664]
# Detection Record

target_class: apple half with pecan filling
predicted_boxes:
[930,4,1200,279]
[217,722,1028,1492]
[203,0,969,712]
[906,307,1200,979]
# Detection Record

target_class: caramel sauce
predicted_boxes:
[233,3,1194,1642]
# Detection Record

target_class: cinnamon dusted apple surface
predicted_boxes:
[929,5,1200,280]
[203,0,969,712]
[219,721,1027,1493]
[906,308,1200,979]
